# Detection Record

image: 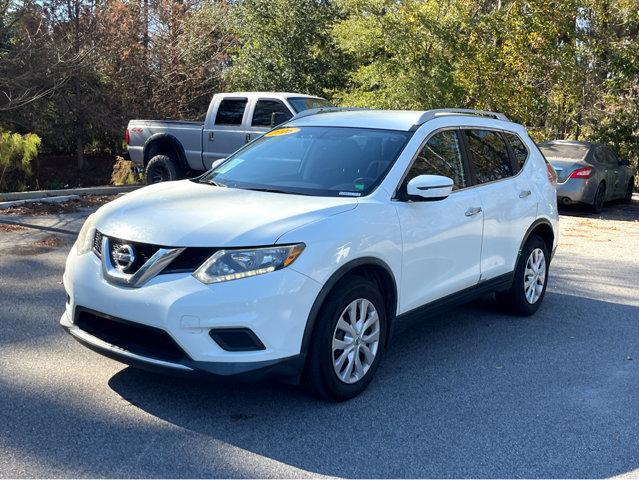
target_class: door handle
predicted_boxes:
[519,190,532,198]
[208,131,214,141]
[465,206,482,217]
[245,133,251,143]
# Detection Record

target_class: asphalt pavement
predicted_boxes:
[0,200,638,478]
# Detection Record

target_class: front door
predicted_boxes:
[395,129,483,312]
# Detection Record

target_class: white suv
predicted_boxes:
[62,108,558,400]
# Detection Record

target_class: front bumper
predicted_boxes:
[60,311,305,381]
[62,244,322,381]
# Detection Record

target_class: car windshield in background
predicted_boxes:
[199,126,412,197]
[538,143,589,162]
[288,97,334,113]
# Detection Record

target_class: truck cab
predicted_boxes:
[126,92,332,184]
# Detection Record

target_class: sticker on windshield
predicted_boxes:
[339,191,361,197]
[264,127,300,137]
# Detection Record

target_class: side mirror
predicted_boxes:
[406,175,454,201]
[270,112,291,127]
[211,158,226,170]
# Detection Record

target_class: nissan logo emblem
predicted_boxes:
[112,244,136,272]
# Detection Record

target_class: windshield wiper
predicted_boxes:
[242,187,305,195]
[205,179,226,187]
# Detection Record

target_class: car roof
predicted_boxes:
[289,110,429,131]
[287,109,523,132]
[217,92,323,99]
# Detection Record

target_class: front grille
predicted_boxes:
[109,238,159,273]
[164,247,217,274]
[96,231,215,275]
[75,309,187,362]
[92,231,103,256]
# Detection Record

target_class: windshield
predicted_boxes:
[199,126,412,197]
[538,143,590,162]
[288,97,334,113]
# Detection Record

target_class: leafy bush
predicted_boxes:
[111,156,144,185]
[0,130,41,192]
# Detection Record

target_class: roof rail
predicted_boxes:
[414,108,509,126]
[291,106,369,120]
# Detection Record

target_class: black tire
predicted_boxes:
[304,276,387,401]
[623,178,634,204]
[496,235,549,316]
[145,154,182,184]
[589,182,606,213]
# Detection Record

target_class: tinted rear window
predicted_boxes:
[504,132,529,170]
[538,143,589,162]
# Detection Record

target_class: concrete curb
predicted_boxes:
[0,185,142,202]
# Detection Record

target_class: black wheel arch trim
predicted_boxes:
[143,133,189,171]
[299,256,398,357]
[518,218,555,263]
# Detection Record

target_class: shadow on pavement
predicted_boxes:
[559,197,639,221]
[106,292,639,478]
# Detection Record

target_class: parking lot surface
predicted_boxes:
[1,198,638,478]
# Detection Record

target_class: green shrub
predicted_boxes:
[111,156,144,185]
[0,130,41,192]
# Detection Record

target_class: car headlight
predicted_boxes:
[193,244,305,284]
[76,214,96,256]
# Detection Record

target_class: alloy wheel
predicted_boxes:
[332,298,380,384]
[524,247,546,304]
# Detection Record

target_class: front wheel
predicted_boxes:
[590,182,606,213]
[304,277,387,401]
[623,178,634,204]
[496,235,549,316]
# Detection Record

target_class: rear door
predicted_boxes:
[462,129,538,281]
[202,97,249,169]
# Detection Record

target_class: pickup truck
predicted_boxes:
[126,92,332,184]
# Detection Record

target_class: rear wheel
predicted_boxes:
[496,235,549,316]
[590,182,606,213]
[623,178,634,204]
[145,154,182,184]
[305,277,386,401]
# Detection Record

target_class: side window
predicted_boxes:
[252,100,292,127]
[604,147,619,166]
[504,132,529,171]
[215,98,248,125]
[464,129,513,184]
[406,130,467,190]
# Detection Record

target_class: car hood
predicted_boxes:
[94,180,358,246]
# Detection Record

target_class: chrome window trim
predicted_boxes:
[392,125,531,200]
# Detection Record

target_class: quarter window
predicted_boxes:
[215,98,248,125]
[252,100,292,127]
[504,132,529,170]
[406,130,467,190]
[464,129,513,184]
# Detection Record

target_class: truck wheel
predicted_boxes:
[145,155,182,184]
[304,276,387,401]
